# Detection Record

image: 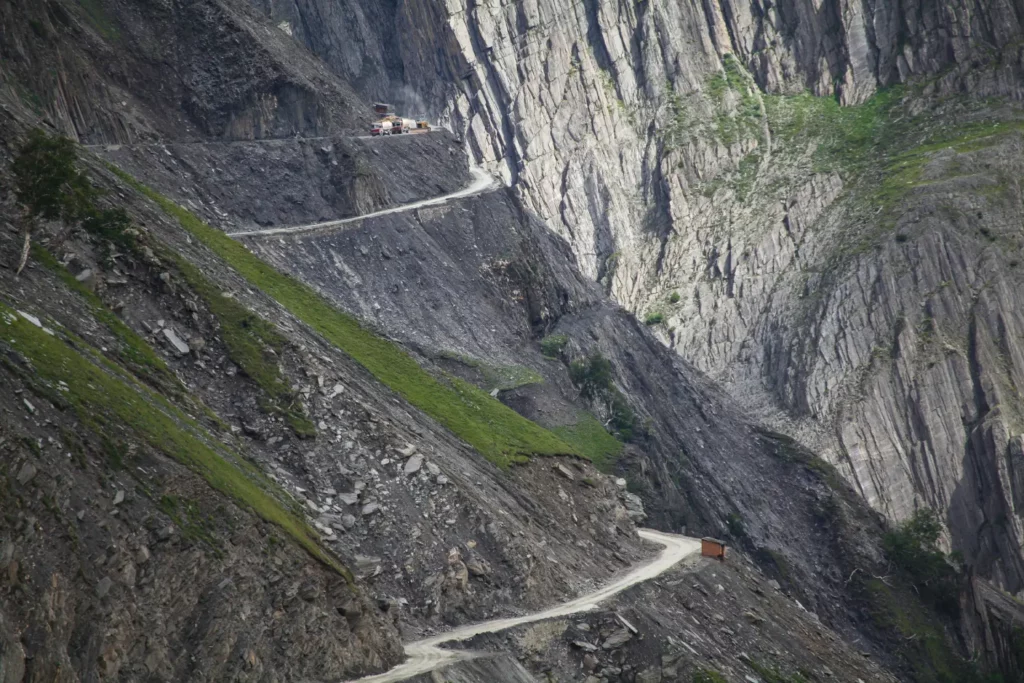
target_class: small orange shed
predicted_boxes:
[701,537,727,561]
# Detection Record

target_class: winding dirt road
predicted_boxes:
[228,167,498,239]
[347,529,701,683]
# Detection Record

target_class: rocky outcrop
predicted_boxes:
[0,98,655,678]
[15,0,1024,592]
[963,575,1024,680]
[7,0,1023,675]
[236,178,900,657]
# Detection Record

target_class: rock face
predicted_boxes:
[1,0,368,143]
[11,0,1024,598]
[242,0,1024,597]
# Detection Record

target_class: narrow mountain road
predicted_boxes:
[347,529,702,683]
[83,130,437,151]
[229,167,498,239]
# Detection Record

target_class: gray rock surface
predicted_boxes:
[5,0,1023,677]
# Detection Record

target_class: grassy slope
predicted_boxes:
[0,303,351,581]
[552,412,623,472]
[111,167,579,468]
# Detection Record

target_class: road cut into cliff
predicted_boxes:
[230,166,498,239]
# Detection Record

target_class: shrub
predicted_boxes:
[82,206,136,249]
[540,334,569,358]
[670,291,681,303]
[11,129,134,271]
[568,353,637,441]
[726,512,746,538]
[644,312,664,325]
[693,670,728,683]
[883,508,959,615]
[569,354,614,400]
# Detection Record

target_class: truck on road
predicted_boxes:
[370,119,393,136]
[368,102,429,136]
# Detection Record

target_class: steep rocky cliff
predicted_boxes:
[5,0,1024,680]
[243,0,1024,602]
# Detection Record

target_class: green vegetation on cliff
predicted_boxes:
[569,353,638,442]
[31,244,183,398]
[167,252,317,439]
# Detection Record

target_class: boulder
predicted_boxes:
[161,328,190,356]
[554,464,575,481]
[466,556,492,577]
[404,454,423,475]
[601,628,632,650]
[96,576,113,598]
[15,463,37,486]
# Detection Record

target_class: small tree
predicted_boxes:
[11,129,95,275]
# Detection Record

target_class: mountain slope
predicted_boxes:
[241,0,1024,604]
[3,0,1022,680]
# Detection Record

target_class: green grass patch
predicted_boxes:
[440,352,544,392]
[552,412,623,471]
[481,364,543,392]
[0,304,350,581]
[764,87,1024,218]
[110,167,577,468]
